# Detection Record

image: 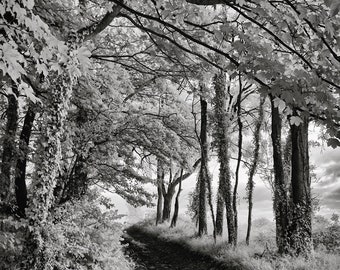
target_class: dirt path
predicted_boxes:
[121,226,238,270]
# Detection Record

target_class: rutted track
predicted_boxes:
[121,226,243,270]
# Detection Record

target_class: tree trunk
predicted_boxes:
[58,154,89,204]
[171,169,183,228]
[288,112,312,255]
[198,96,208,236]
[246,97,265,245]
[213,72,235,245]
[14,103,36,217]
[0,87,19,203]
[156,159,164,225]
[162,189,175,222]
[270,96,290,254]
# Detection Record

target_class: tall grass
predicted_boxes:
[134,217,340,270]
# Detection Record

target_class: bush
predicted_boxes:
[313,224,340,253]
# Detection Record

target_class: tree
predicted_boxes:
[197,95,208,236]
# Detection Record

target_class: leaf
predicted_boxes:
[273,97,286,114]
[19,82,41,103]
[236,0,246,6]
[1,43,26,80]
[327,138,340,148]
[75,46,91,69]
[290,116,303,126]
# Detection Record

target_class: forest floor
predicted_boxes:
[122,225,245,270]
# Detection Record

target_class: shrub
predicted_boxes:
[313,224,340,253]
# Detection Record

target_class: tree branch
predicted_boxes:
[78,3,122,41]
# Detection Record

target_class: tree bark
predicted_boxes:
[214,72,236,245]
[14,103,36,217]
[0,87,19,203]
[270,95,290,254]
[171,169,183,228]
[198,96,208,236]
[156,159,164,225]
[288,112,312,255]
[246,97,265,245]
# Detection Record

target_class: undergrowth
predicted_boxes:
[0,191,134,270]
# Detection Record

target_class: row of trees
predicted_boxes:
[0,0,339,269]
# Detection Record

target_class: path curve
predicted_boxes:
[121,226,242,270]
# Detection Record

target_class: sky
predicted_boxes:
[111,127,340,226]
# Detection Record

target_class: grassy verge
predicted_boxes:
[131,217,340,270]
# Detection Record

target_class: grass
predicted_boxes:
[131,217,340,270]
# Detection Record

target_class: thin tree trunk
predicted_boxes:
[205,163,216,241]
[214,72,235,245]
[198,96,208,236]
[233,78,243,243]
[270,95,290,254]
[0,87,19,203]
[288,112,312,255]
[58,154,89,204]
[171,169,183,228]
[156,159,164,225]
[246,97,265,245]
[14,103,36,217]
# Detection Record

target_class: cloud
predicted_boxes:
[314,148,340,164]
[318,187,340,211]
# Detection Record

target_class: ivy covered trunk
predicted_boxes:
[0,88,19,203]
[15,103,36,217]
[270,96,290,254]
[198,97,208,236]
[214,72,235,245]
[215,185,224,236]
[288,112,312,255]
[25,76,72,270]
